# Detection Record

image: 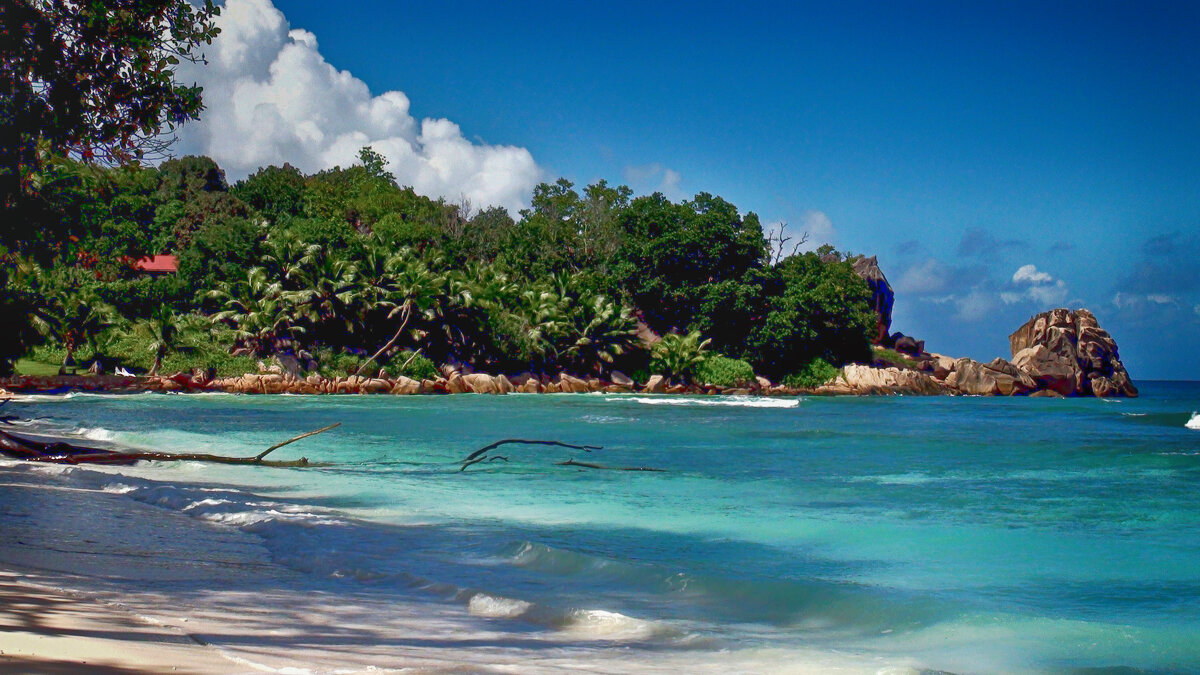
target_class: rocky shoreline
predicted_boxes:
[0,308,1136,400]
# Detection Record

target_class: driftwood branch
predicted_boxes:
[556,459,666,472]
[0,423,340,468]
[255,423,340,461]
[459,439,602,471]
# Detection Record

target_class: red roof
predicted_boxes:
[135,255,178,273]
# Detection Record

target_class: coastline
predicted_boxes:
[1,385,1197,673]
[0,458,903,674]
[0,565,241,674]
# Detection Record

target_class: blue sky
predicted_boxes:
[183,1,1200,379]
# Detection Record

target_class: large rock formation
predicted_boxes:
[852,256,894,345]
[1009,308,1137,397]
[815,364,944,396]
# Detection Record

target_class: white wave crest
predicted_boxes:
[1187,412,1200,430]
[71,426,118,442]
[560,608,674,641]
[468,593,532,618]
[606,396,799,409]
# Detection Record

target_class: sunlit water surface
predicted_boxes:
[4,383,1200,673]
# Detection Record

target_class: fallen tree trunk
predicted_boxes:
[0,423,340,467]
[459,439,602,471]
[556,459,666,472]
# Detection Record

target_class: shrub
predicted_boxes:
[695,355,755,387]
[783,357,839,388]
[649,330,711,383]
[315,349,370,378]
[395,350,438,381]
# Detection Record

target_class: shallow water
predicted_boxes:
[5,383,1200,673]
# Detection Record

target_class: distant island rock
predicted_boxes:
[1009,308,1137,397]
[814,307,1137,398]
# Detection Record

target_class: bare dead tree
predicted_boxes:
[767,221,809,265]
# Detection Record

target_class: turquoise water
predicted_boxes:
[9,383,1200,673]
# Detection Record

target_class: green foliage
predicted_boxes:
[0,261,45,375]
[783,358,840,388]
[695,355,756,387]
[357,146,395,184]
[94,275,188,318]
[100,317,256,377]
[748,252,875,378]
[613,192,768,349]
[1,0,221,256]
[650,331,711,383]
[232,164,306,222]
[873,347,920,370]
[177,216,264,290]
[9,138,892,386]
[206,267,302,356]
[395,350,438,381]
[315,349,370,378]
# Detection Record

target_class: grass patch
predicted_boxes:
[14,358,69,377]
[873,347,920,370]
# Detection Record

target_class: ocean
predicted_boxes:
[2,383,1199,673]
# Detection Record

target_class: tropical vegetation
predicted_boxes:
[1,1,877,387]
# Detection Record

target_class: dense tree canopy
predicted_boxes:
[6,148,879,382]
[1,0,220,254]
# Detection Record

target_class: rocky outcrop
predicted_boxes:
[949,358,1036,396]
[815,364,944,396]
[852,256,894,345]
[1009,308,1137,397]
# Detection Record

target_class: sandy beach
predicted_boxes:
[0,457,847,674]
[0,567,242,674]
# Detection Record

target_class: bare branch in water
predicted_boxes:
[459,439,601,471]
[556,459,666,472]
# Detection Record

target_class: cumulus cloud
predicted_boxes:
[173,0,541,214]
[787,210,835,250]
[1012,264,1052,285]
[1002,264,1068,306]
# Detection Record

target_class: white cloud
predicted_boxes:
[173,0,541,214]
[1114,292,1178,310]
[953,288,997,322]
[896,259,953,295]
[1003,264,1069,306]
[764,210,836,261]
[799,210,836,248]
[623,163,684,200]
[1012,264,1053,285]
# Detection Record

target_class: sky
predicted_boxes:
[175,0,1200,380]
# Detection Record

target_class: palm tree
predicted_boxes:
[559,294,637,375]
[355,249,446,377]
[34,286,118,374]
[285,246,364,337]
[138,305,182,375]
[651,330,712,384]
[207,267,302,357]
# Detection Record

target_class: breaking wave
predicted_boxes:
[605,396,799,409]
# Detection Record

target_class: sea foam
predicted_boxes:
[1187,412,1200,430]
[606,395,799,408]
